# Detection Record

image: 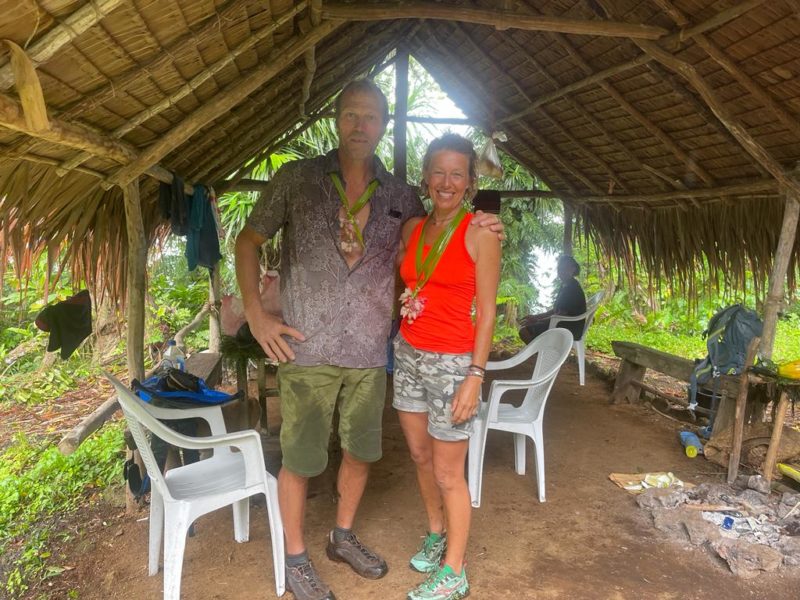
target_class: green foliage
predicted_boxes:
[0,424,124,598]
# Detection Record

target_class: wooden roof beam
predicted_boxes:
[493,29,659,191]
[299,0,323,117]
[518,1,714,186]
[322,2,669,39]
[629,38,800,198]
[0,0,126,90]
[651,0,800,141]
[107,20,344,188]
[573,179,778,204]
[0,0,257,163]
[449,23,608,195]
[411,30,573,196]
[55,2,307,175]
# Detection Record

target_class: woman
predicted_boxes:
[518,254,586,344]
[393,133,501,600]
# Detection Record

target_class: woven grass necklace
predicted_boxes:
[330,173,379,253]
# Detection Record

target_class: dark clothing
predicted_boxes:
[519,278,587,343]
[159,174,190,236]
[34,289,92,359]
[185,185,222,271]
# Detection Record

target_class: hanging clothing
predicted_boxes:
[185,185,222,271]
[34,289,92,359]
[159,173,190,236]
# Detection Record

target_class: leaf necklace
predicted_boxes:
[400,205,468,324]
[330,172,379,253]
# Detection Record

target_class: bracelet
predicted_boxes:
[468,364,486,374]
[465,367,485,379]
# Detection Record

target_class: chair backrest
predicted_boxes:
[486,328,573,423]
[579,291,605,341]
[106,373,183,501]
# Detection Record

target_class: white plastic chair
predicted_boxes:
[468,328,573,507]
[548,290,604,386]
[106,373,285,600]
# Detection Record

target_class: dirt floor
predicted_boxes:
[37,358,800,599]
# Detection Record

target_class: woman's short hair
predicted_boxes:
[558,255,580,276]
[421,133,478,189]
[335,79,390,125]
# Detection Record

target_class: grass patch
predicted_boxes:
[0,424,124,598]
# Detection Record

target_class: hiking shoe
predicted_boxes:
[409,531,447,573]
[407,564,469,600]
[325,530,388,579]
[286,560,336,600]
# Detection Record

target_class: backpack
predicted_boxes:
[132,368,241,408]
[688,304,763,419]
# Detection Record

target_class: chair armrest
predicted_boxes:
[143,403,228,436]
[548,313,586,327]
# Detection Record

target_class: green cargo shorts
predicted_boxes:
[277,363,386,477]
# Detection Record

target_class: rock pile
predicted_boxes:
[637,476,800,578]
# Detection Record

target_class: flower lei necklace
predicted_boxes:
[400,205,469,324]
[330,172,379,253]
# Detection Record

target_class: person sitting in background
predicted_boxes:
[519,254,586,344]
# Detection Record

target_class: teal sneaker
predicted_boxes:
[409,532,447,573]
[407,564,469,600]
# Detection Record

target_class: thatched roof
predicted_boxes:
[1,0,799,299]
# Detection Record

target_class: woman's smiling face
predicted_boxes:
[425,149,472,214]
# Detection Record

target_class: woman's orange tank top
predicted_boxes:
[399,213,475,353]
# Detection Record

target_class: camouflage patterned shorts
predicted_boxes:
[392,334,476,441]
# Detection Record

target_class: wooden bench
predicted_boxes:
[611,341,739,412]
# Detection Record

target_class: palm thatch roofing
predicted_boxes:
[1,0,799,300]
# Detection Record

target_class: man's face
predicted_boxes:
[336,89,386,162]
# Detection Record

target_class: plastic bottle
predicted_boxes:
[679,431,703,458]
[162,340,185,372]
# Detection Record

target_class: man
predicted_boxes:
[235,79,501,600]
[518,254,586,344]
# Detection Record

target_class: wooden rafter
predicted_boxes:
[322,2,669,39]
[0,0,257,164]
[650,0,800,142]
[451,23,612,194]
[574,179,777,204]
[488,28,647,191]
[107,21,344,188]
[299,0,323,117]
[517,1,715,186]
[56,3,307,174]
[0,0,126,90]
[412,29,574,196]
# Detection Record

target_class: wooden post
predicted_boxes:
[393,48,409,183]
[611,360,646,404]
[763,391,790,482]
[562,202,574,255]
[122,178,146,514]
[760,177,800,359]
[123,179,146,381]
[727,338,759,484]
[208,268,221,353]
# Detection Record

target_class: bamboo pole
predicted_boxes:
[575,179,778,204]
[394,48,409,183]
[108,21,343,188]
[763,391,790,482]
[760,176,800,359]
[122,179,146,382]
[56,2,307,174]
[0,0,126,90]
[728,338,760,484]
[321,2,669,39]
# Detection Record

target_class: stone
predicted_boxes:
[682,511,720,546]
[747,475,771,495]
[776,536,800,566]
[712,538,783,578]
[636,487,688,510]
[652,507,687,538]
